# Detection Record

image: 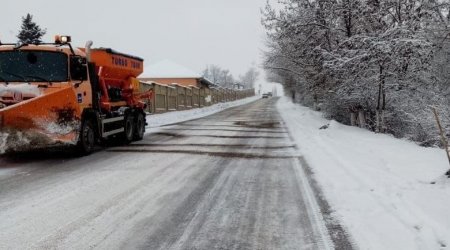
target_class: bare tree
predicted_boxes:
[239,66,259,89]
[202,65,235,88]
[202,65,222,84]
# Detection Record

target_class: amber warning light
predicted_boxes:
[54,35,71,44]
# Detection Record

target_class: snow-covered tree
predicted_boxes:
[17,13,46,44]
[262,0,450,145]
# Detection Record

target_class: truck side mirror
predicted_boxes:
[70,56,88,81]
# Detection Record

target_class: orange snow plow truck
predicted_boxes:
[0,36,151,154]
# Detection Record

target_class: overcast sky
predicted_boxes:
[1,0,271,80]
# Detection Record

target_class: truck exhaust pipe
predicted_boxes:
[85,40,93,62]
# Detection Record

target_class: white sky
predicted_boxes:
[1,0,271,79]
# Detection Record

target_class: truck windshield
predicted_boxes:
[0,50,68,82]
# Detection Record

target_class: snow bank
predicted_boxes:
[277,97,450,250]
[0,83,41,97]
[145,96,258,130]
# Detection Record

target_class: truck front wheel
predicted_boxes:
[77,120,95,155]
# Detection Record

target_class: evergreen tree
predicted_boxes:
[17,13,46,44]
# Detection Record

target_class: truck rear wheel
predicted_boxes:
[122,114,134,144]
[134,113,145,141]
[77,120,95,155]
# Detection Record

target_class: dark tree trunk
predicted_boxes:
[350,112,357,126]
[376,64,386,133]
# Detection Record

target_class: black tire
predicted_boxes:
[133,112,145,141]
[122,114,134,144]
[77,120,95,155]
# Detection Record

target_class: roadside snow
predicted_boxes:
[277,97,450,250]
[145,96,258,131]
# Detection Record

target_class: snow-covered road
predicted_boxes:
[0,98,344,249]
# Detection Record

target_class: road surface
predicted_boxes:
[0,98,345,249]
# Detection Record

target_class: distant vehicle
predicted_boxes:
[262,92,273,98]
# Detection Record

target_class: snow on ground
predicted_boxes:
[277,97,450,250]
[145,96,259,132]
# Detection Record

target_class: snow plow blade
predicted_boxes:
[0,85,81,153]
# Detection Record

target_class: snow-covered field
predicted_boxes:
[277,97,450,250]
